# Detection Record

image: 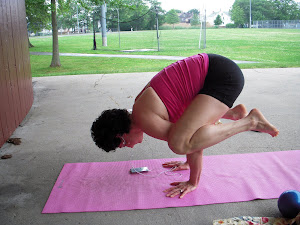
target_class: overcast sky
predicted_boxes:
[159,0,300,13]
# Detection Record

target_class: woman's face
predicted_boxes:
[119,128,143,148]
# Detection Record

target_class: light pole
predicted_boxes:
[77,4,79,33]
[155,6,160,51]
[117,8,120,48]
[199,10,202,49]
[250,0,252,28]
[201,9,206,49]
[101,4,107,46]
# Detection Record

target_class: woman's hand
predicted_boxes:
[162,161,190,171]
[163,181,197,199]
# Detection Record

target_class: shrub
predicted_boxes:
[226,23,237,28]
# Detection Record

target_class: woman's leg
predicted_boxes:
[222,104,248,120]
[163,103,248,169]
[168,94,279,155]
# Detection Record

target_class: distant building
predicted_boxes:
[206,9,233,27]
[178,12,193,23]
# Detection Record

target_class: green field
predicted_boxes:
[29,29,300,77]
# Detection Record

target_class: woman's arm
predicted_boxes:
[133,88,173,141]
[135,111,173,141]
[164,150,203,198]
[187,149,203,186]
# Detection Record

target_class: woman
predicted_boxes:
[91,53,279,199]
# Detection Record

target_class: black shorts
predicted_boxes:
[199,54,244,108]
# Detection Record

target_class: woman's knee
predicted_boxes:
[168,135,191,155]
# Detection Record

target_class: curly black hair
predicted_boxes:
[91,109,131,152]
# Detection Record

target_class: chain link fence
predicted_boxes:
[252,20,300,29]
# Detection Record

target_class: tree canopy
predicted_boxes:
[26,0,51,35]
[107,1,164,31]
[165,9,180,28]
[271,0,300,20]
[214,15,223,26]
[230,0,300,27]
[26,0,165,33]
[188,9,200,26]
[26,0,300,33]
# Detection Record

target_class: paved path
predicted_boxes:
[30,52,259,64]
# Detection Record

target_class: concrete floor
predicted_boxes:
[1,68,300,225]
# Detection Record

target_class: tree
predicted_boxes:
[50,0,61,67]
[165,9,180,28]
[190,13,200,26]
[142,0,165,30]
[189,9,200,26]
[129,4,149,31]
[89,5,101,50]
[50,0,75,67]
[144,3,165,30]
[26,0,69,67]
[230,0,300,27]
[270,0,300,20]
[188,9,200,15]
[26,0,125,67]
[57,1,84,34]
[106,0,164,31]
[250,0,273,20]
[92,8,98,50]
[230,4,246,27]
[25,0,50,47]
[214,15,223,26]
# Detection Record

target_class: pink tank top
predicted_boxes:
[150,53,209,123]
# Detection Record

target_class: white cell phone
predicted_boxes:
[130,167,149,174]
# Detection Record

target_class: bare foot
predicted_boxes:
[248,108,279,137]
[222,104,248,120]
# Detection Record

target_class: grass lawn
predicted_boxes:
[30,55,174,76]
[29,28,300,77]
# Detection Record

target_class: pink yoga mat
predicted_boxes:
[42,150,300,213]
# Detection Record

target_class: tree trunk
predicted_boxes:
[27,34,34,48]
[92,12,97,50]
[93,30,97,50]
[50,0,61,67]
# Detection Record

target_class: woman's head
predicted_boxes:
[91,109,131,152]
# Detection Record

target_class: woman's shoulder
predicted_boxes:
[135,88,169,118]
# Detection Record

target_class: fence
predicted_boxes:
[0,0,33,147]
[252,20,300,29]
